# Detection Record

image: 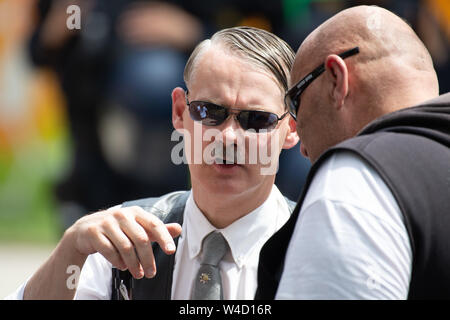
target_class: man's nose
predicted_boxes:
[219,115,241,144]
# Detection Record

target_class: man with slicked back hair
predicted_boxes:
[7,26,300,300]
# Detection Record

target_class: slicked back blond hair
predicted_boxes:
[184,26,294,96]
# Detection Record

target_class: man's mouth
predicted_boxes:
[212,157,240,172]
[214,157,238,165]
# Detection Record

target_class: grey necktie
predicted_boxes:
[191,231,228,300]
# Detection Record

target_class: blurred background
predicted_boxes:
[0,0,449,298]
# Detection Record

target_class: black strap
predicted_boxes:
[111,191,189,300]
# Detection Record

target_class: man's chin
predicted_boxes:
[205,173,248,194]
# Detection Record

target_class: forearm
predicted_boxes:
[22,204,182,299]
[23,229,87,300]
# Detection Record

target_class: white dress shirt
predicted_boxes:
[6,185,290,300]
[276,151,413,299]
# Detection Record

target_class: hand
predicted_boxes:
[65,206,182,279]
[117,2,202,50]
[40,0,93,49]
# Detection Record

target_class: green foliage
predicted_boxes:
[0,134,70,244]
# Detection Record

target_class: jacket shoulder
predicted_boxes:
[121,191,189,221]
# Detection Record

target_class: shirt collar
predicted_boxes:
[184,185,289,268]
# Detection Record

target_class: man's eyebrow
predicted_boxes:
[190,92,283,112]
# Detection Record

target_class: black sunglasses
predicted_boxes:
[186,92,288,132]
[285,47,360,119]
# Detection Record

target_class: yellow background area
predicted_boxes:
[426,0,450,40]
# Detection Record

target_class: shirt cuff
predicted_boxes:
[3,278,29,300]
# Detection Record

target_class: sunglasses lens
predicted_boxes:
[188,101,281,132]
[189,102,227,126]
[238,111,278,131]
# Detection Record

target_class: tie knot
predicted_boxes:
[200,231,228,266]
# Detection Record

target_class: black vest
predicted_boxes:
[255,93,450,300]
[111,191,296,299]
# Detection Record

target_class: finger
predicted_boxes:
[133,208,178,255]
[119,218,157,279]
[93,233,126,271]
[165,223,182,238]
[102,220,144,279]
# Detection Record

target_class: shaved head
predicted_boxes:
[293,5,438,104]
[291,5,440,162]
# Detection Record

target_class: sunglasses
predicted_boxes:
[186,92,289,132]
[285,47,360,120]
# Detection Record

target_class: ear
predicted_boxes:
[282,116,300,150]
[324,54,349,110]
[172,87,187,132]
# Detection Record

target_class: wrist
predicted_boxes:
[59,227,88,266]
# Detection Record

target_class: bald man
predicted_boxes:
[256,6,450,299]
